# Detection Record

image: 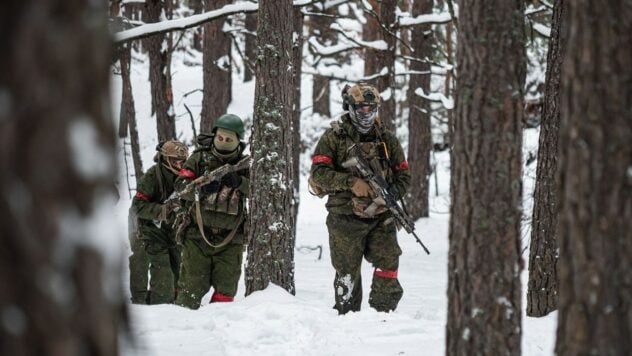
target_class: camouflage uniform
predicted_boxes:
[132,163,182,305]
[128,207,149,304]
[310,91,411,314]
[175,116,249,309]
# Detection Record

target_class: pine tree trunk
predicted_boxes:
[291,8,303,238]
[244,13,257,82]
[404,0,433,219]
[310,10,335,117]
[190,0,203,51]
[200,0,232,133]
[446,1,526,355]
[374,0,397,132]
[555,1,632,354]
[0,1,124,354]
[245,0,296,296]
[363,0,380,79]
[526,0,566,318]
[144,0,176,141]
[119,45,144,182]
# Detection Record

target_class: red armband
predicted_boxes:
[312,155,333,165]
[134,192,151,202]
[374,268,398,279]
[391,160,409,172]
[178,169,197,179]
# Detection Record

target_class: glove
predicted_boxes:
[201,180,221,194]
[350,177,373,198]
[222,172,242,189]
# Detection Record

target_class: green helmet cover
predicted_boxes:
[212,114,245,141]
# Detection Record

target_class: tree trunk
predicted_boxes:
[374,0,397,132]
[190,0,203,51]
[0,1,124,354]
[244,13,257,82]
[144,0,176,141]
[200,0,232,133]
[446,1,526,355]
[404,0,433,219]
[363,0,380,79]
[245,0,296,296]
[310,10,335,117]
[119,45,144,182]
[555,1,632,355]
[526,0,566,318]
[291,8,304,239]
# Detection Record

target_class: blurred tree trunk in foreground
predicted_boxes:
[555,1,632,354]
[0,1,125,355]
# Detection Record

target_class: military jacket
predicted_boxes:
[132,163,177,224]
[310,116,411,216]
[176,146,250,234]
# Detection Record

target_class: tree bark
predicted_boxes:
[144,0,176,141]
[363,0,380,79]
[291,8,304,239]
[555,1,632,355]
[374,0,397,132]
[0,1,124,354]
[404,0,433,219]
[245,0,296,296]
[310,9,336,117]
[190,0,203,51]
[446,1,526,355]
[200,0,232,133]
[526,0,566,318]
[119,45,144,182]
[244,13,257,82]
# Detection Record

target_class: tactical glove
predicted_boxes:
[201,180,221,194]
[350,177,373,198]
[222,172,242,189]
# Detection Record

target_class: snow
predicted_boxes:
[111,45,556,356]
[532,23,551,38]
[414,88,454,110]
[398,12,452,27]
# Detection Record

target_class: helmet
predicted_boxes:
[213,114,245,141]
[159,140,188,160]
[342,84,381,111]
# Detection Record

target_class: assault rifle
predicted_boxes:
[342,149,430,255]
[167,155,250,244]
[177,155,250,198]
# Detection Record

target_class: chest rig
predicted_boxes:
[200,150,243,216]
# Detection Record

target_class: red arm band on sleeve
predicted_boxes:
[312,155,333,165]
[135,192,151,202]
[178,169,197,179]
[374,268,398,279]
[391,160,409,172]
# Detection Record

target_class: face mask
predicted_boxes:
[349,104,378,134]
[213,128,240,152]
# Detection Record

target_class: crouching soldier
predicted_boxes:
[175,114,250,309]
[131,140,189,304]
[309,84,410,314]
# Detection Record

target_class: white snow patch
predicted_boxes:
[68,118,112,179]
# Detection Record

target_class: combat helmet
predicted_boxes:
[342,83,381,111]
[212,114,245,141]
[156,140,188,174]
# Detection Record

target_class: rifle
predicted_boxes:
[342,148,431,255]
[167,155,250,243]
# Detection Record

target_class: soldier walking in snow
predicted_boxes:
[309,84,411,314]
[174,114,250,309]
[131,140,189,304]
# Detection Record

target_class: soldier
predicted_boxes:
[175,114,250,309]
[131,140,189,304]
[309,84,411,314]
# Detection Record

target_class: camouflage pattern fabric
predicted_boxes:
[174,143,250,309]
[175,237,243,309]
[131,163,181,305]
[128,209,149,304]
[310,115,410,314]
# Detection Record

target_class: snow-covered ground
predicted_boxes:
[112,52,556,356]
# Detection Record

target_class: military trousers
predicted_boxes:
[129,233,150,304]
[326,212,403,314]
[141,223,181,305]
[175,235,243,310]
